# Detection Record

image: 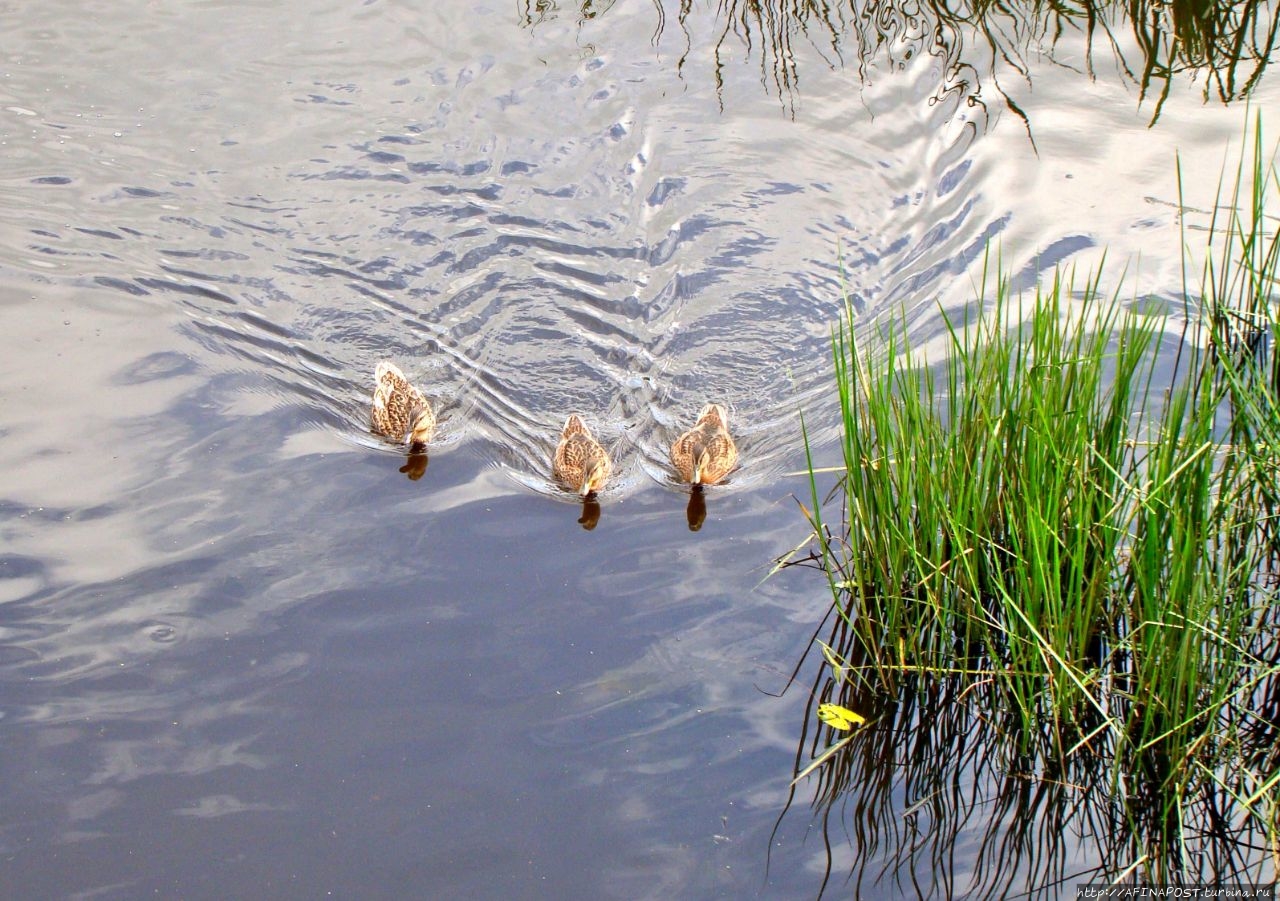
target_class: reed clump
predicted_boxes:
[799,121,1280,884]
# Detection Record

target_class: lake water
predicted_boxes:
[1,0,1276,897]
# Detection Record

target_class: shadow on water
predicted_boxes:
[523,0,1279,126]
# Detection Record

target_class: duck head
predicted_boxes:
[410,412,434,446]
[579,458,608,497]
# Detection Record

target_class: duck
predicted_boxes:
[371,361,435,449]
[671,403,738,486]
[553,414,611,497]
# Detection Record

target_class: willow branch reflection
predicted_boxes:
[522,0,1277,125]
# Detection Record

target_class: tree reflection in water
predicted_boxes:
[521,0,1278,125]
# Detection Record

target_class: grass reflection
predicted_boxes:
[783,121,1280,893]
[524,0,1278,124]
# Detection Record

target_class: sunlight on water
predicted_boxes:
[0,0,1276,895]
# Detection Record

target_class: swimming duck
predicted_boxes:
[553,414,611,497]
[671,404,738,486]
[371,361,435,449]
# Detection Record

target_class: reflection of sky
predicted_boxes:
[0,311,834,893]
[0,0,1277,894]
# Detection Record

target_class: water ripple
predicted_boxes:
[2,45,1029,506]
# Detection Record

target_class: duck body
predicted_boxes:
[371,361,435,448]
[671,403,737,486]
[553,414,611,497]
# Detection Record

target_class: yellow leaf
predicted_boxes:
[817,703,866,731]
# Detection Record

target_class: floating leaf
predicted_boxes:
[817,703,866,731]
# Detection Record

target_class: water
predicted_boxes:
[1,0,1276,897]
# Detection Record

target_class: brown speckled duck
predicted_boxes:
[671,404,737,486]
[371,361,435,449]
[552,414,611,497]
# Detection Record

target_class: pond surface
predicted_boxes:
[1,0,1276,897]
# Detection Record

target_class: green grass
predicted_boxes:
[796,118,1280,889]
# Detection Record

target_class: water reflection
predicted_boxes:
[780,630,1280,896]
[685,487,707,532]
[399,449,430,481]
[526,0,1278,124]
[3,0,1271,893]
[578,496,602,530]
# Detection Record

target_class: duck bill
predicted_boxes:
[409,412,432,446]
[579,463,604,497]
